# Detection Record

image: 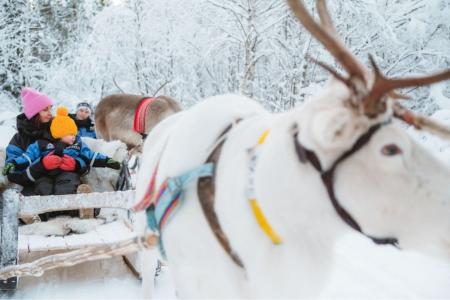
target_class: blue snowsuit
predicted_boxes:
[69,114,96,138]
[11,136,109,179]
[5,114,94,198]
[5,113,51,187]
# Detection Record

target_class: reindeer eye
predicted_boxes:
[381,144,402,156]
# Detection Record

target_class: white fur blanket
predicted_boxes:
[81,137,128,192]
[19,217,106,236]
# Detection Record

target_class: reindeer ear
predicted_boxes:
[311,108,366,150]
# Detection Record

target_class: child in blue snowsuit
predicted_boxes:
[3,107,120,196]
[70,102,96,138]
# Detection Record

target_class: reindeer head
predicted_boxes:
[287,0,450,258]
[144,96,182,135]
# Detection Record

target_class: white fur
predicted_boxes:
[19,217,105,236]
[134,111,185,299]
[81,137,128,192]
[135,86,450,298]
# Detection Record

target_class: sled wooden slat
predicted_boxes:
[43,236,67,252]
[28,235,58,252]
[0,234,158,280]
[19,235,68,253]
[96,220,136,244]
[64,230,103,250]
[18,235,29,253]
[27,236,46,252]
[17,221,137,253]
[19,190,135,218]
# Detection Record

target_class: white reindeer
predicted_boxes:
[134,0,450,297]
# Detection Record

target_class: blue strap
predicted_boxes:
[146,162,214,258]
[146,162,214,244]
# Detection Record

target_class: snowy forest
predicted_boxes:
[1,0,449,114]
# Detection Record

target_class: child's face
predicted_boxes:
[76,108,90,120]
[61,135,76,145]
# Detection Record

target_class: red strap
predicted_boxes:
[133,162,159,212]
[133,97,153,134]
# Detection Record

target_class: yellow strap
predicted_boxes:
[248,129,282,245]
[249,199,282,244]
[257,129,270,145]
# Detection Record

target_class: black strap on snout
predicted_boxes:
[294,123,399,248]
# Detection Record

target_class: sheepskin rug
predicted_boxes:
[81,137,128,192]
[19,216,106,236]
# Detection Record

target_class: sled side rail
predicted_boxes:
[19,190,135,219]
[0,233,157,280]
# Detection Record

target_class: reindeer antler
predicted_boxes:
[393,103,450,139]
[364,56,450,117]
[287,0,450,137]
[287,0,367,83]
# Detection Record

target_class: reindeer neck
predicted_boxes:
[247,114,348,249]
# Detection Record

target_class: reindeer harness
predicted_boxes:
[134,119,399,269]
[244,122,398,250]
[133,163,214,257]
[133,97,154,139]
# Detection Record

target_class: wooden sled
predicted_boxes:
[0,189,157,292]
[0,162,156,292]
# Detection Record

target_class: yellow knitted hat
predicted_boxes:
[50,107,78,139]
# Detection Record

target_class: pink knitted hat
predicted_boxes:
[21,87,55,120]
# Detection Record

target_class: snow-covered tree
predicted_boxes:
[1,0,448,114]
[0,0,29,103]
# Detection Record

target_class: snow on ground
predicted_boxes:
[322,233,450,298]
[9,257,143,299]
[0,110,18,148]
[0,125,16,148]
[5,233,448,299]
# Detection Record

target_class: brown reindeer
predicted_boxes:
[95,94,181,151]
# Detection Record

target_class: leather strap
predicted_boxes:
[294,123,399,247]
[197,121,245,268]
